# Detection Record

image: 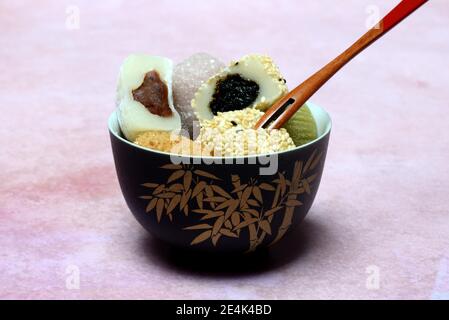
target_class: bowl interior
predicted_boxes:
[108,102,332,155]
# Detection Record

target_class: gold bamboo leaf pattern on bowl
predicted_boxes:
[139,150,323,252]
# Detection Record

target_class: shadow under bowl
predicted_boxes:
[109,102,332,253]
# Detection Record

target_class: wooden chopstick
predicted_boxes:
[254,0,428,130]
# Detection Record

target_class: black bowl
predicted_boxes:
[109,103,331,253]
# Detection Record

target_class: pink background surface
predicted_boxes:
[1,0,448,300]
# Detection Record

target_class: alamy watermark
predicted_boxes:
[65,264,80,290]
[65,5,80,30]
[366,265,380,290]
[167,124,280,176]
[365,5,381,30]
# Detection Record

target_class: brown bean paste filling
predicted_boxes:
[132,70,172,117]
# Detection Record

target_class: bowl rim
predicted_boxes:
[108,102,332,160]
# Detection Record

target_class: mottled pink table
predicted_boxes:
[1,0,448,300]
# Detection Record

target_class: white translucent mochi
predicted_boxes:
[116,54,181,141]
[173,53,225,138]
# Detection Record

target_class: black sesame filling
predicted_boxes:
[209,74,260,115]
